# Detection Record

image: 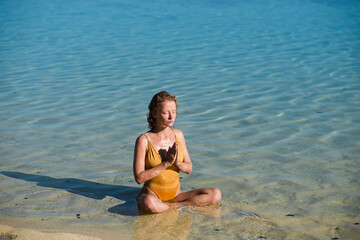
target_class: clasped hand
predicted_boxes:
[164,142,178,167]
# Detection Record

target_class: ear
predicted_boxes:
[151,110,157,119]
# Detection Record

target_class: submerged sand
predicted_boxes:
[0,169,359,240]
[0,223,101,240]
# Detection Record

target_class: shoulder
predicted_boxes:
[135,133,148,147]
[172,128,185,140]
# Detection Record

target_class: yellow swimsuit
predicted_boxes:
[143,131,184,201]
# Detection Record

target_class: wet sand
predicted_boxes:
[1,170,359,239]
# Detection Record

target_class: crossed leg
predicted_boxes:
[137,187,221,214]
[173,188,222,206]
[137,191,173,213]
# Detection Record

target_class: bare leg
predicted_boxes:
[136,187,181,214]
[137,193,171,214]
[137,187,221,214]
[173,188,221,206]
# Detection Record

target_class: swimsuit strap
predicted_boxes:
[142,133,150,150]
[143,133,149,141]
[170,128,178,140]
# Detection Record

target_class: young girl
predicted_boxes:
[133,91,221,213]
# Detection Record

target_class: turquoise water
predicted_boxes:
[1,0,360,239]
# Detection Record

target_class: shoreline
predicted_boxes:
[0,223,102,240]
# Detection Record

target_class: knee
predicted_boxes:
[138,195,168,214]
[210,188,222,204]
[138,195,159,214]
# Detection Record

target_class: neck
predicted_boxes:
[151,126,172,135]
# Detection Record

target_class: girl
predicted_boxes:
[133,91,221,213]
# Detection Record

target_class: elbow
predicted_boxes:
[179,162,192,174]
[135,177,144,185]
[134,174,145,185]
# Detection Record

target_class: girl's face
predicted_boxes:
[153,100,177,128]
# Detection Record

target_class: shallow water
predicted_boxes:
[1,0,360,239]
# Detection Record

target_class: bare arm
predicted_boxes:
[133,135,172,184]
[173,129,193,174]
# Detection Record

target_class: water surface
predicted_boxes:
[1,0,360,239]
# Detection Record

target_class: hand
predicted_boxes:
[165,142,178,165]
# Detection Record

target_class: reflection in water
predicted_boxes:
[187,204,222,218]
[134,210,193,240]
[134,204,222,240]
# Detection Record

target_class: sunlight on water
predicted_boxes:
[1,0,360,239]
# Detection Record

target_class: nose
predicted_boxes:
[169,112,176,120]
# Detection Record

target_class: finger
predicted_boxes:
[172,143,178,154]
[171,142,176,152]
[172,142,178,153]
[172,152,178,164]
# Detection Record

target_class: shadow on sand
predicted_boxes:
[0,171,140,216]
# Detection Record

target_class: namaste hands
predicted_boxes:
[164,141,178,167]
